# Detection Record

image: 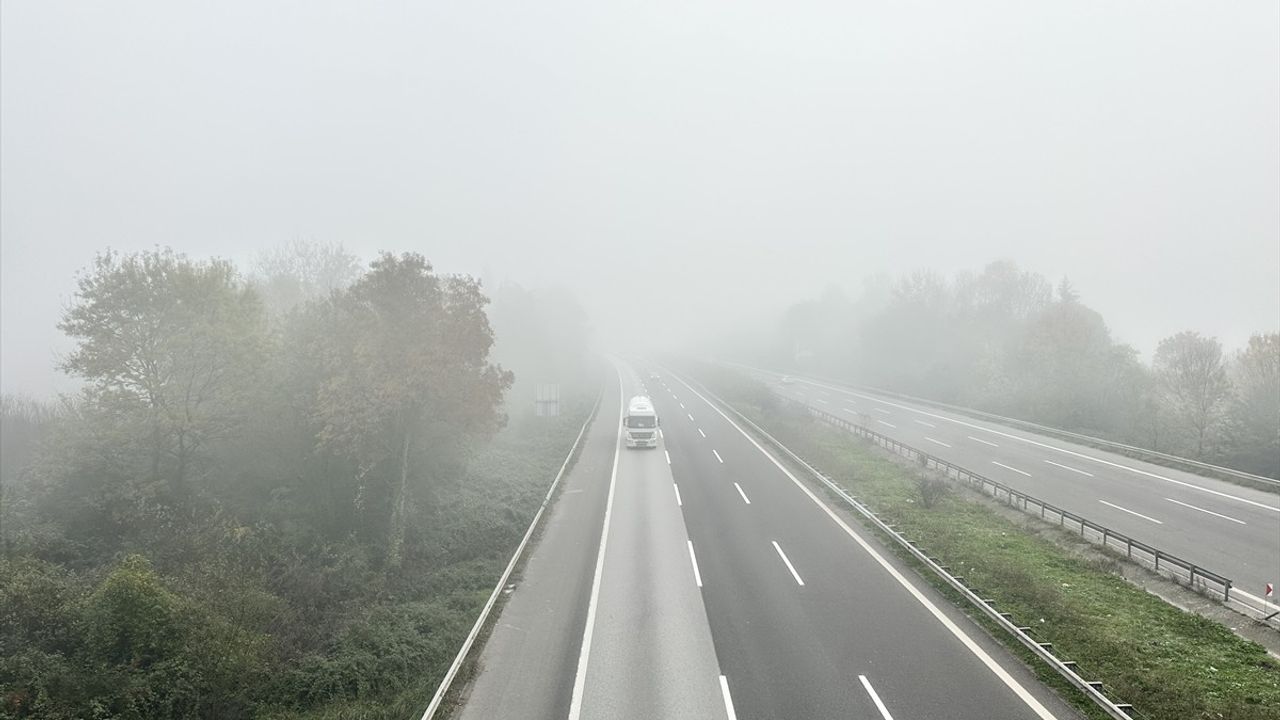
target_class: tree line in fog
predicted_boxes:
[741,261,1278,478]
[0,243,593,718]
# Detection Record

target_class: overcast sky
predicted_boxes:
[3,1,1278,396]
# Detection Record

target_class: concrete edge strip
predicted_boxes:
[419,381,608,720]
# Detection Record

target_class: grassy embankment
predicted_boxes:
[0,398,594,720]
[691,363,1280,720]
[260,401,597,720]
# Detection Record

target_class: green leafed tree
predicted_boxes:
[1153,331,1233,459]
[1229,333,1280,477]
[312,252,512,566]
[58,248,269,501]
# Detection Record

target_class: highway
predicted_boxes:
[455,363,1082,719]
[738,366,1280,610]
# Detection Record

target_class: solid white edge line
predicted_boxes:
[791,377,1279,513]
[858,675,896,720]
[968,435,999,447]
[687,540,703,587]
[1099,499,1163,524]
[673,483,683,507]
[992,461,1031,477]
[772,540,805,586]
[1044,459,1094,477]
[418,383,601,720]
[668,372,1061,720]
[719,675,738,720]
[734,482,751,505]
[925,437,952,448]
[1165,497,1246,525]
[566,367,625,720]
[1235,587,1280,611]
[713,449,724,463]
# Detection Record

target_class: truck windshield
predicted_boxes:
[626,416,656,428]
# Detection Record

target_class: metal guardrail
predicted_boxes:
[418,391,603,720]
[805,404,1234,603]
[688,380,1141,719]
[729,362,1280,490]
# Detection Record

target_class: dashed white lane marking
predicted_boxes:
[687,540,703,587]
[673,483,683,507]
[877,420,897,429]
[925,437,951,448]
[1100,499,1163,524]
[668,371,1062,720]
[968,436,999,447]
[1165,497,1245,525]
[665,450,671,465]
[845,407,859,413]
[914,419,936,428]
[688,413,695,421]
[698,428,707,438]
[793,378,1280,513]
[719,676,738,720]
[734,482,751,505]
[771,541,805,586]
[815,398,829,404]
[1044,459,1094,477]
[658,428,664,439]
[713,449,724,463]
[992,461,1031,477]
[872,407,891,415]
[859,675,896,720]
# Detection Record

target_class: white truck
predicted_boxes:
[624,395,659,448]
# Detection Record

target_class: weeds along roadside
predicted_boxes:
[250,394,599,720]
[687,362,1280,720]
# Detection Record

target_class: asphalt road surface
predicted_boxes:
[455,362,1084,720]
[740,365,1280,612]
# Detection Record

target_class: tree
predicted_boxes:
[1153,331,1233,459]
[312,253,511,566]
[253,240,362,316]
[1229,333,1280,477]
[58,248,268,499]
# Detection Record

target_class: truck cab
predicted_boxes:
[624,396,659,448]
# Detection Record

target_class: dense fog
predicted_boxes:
[3,2,1278,396]
[0,3,1277,719]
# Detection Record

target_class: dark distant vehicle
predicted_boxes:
[624,395,659,448]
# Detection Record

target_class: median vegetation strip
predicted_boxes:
[691,363,1280,720]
